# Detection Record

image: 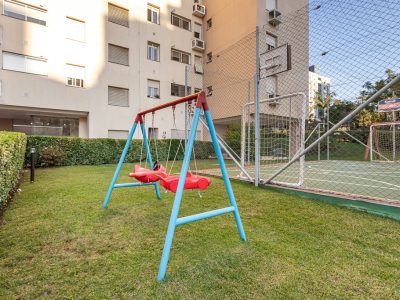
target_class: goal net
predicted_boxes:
[370,122,400,162]
[241,93,307,186]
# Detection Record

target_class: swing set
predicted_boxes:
[102,91,246,281]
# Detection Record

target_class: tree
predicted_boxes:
[357,69,400,127]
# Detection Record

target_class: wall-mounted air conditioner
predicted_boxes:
[192,38,205,52]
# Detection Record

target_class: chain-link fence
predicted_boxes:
[189,0,400,206]
[184,32,257,180]
[261,0,400,205]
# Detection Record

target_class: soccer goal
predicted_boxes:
[241,93,307,186]
[370,122,400,162]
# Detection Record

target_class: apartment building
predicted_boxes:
[0,0,204,138]
[309,65,331,121]
[202,0,308,135]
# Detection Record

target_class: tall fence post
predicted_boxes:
[184,65,189,148]
[254,26,260,187]
[247,80,251,164]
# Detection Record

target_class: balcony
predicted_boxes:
[192,38,205,52]
[192,4,206,17]
[268,9,282,26]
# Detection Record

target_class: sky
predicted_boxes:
[307,0,400,101]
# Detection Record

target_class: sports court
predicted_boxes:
[198,159,400,206]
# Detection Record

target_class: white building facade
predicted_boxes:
[308,65,331,120]
[0,0,204,138]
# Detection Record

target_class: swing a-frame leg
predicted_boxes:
[102,115,161,209]
[157,94,246,282]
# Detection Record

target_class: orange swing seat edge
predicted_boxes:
[157,172,212,193]
[128,164,166,183]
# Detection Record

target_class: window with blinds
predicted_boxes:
[194,55,203,74]
[171,49,190,64]
[66,17,85,42]
[171,129,201,140]
[108,130,129,139]
[148,127,158,139]
[108,86,129,107]
[3,52,47,75]
[147,79,160,98]
[147,41,159,61]
[147,4,159,24]
[4,0,47,26]
[108,3,129,27]
[171,13,191,31]
[108,44,129,66]
[171,83,190,97]
[66,64,85,88]
[266,33,277,51]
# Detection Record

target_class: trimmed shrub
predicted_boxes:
[25,136,214,167]
[0,131,27,208]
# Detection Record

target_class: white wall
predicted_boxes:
[0,0,204,138]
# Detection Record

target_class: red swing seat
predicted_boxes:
[157,172,211,193]
[129,164,166,183]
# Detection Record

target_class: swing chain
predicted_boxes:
[151,112,160,170]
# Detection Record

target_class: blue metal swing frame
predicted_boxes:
[102,92,246,281]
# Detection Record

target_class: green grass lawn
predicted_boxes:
[1,164,399,299]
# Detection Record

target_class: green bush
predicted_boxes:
[25,136,214,167]
[40,146,67,167]
[0,131,27,208]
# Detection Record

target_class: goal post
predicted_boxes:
[369,122,400,162]
[241,93,307,187]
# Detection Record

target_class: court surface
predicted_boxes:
[198,160,400,206]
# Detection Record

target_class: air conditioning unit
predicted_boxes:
[192,4,206,17]
[192,38,205,52]
[268,9,282,26]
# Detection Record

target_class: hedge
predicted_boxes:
[25,136,215,167]
[0,131,27,208]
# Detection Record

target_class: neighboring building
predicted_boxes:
[0,0,308,140]
[308,65,331,121]
[0,0,204,138]
[202,0,309,136]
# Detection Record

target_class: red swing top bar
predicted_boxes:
[135,91,208,123]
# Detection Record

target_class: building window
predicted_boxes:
[108,3,129,27]
[266,0,277,11]
[266,76,277,97]
[171,49,190,64]
[108,44,129,66]
[147,41,160,61]
[206,86,213,96]
[66,17,85,42]
[171,83,190,97]
[171,129,201,140]
[108,130,129,139]
[147,79,160,98]
[194,22,202,39]
[266,33,277,51]
[2,51,47,75]
[206,52,212,63]
[194,55,203,74]
[12,116,79,136]
[206,18,212,30]
[3,0,47,26]
[108,86,129,107]
[194,87,202,93]
[171,13,191,31]
[66,64,85,88]
[147,4,159,24]
[148,127,158,139]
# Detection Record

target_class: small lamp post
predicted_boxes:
[30,147,36,183]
